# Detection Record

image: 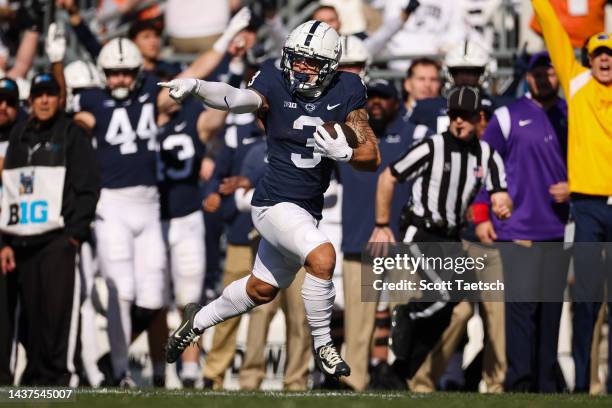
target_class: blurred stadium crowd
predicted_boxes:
[0,0,610,395]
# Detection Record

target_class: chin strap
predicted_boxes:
[289,72,310,94]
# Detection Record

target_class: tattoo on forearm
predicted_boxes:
[346,109,375,145]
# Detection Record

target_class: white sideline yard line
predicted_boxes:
[74,389,406,399]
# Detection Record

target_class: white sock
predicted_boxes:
[80,297,105,387]
[302,273,335,349]
[194,276,256,330]
[181,362,200,380]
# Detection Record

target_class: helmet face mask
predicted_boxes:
[448,67,486,87]
[443,41,491,92]
[281,48,337,95]
[281,20,341,98]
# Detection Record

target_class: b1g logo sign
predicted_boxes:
[0,166,65,236]
[7,171,49,225]
[6,171,49,226]
[6,201,49,225]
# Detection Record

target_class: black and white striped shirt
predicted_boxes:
[390,131,507,228]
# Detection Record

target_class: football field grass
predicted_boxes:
[4,389,612,408]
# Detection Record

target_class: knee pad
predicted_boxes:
[171,240,205,306]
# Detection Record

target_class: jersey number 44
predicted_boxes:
[105,103,158,154]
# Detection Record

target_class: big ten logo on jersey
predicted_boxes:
[7,171,48,225]
[105,103,158,154]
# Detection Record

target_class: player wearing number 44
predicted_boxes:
[72,37,180,387]
[159,20,381,379]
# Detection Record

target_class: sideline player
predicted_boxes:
[73,38,176,385]
[160,20,380,378]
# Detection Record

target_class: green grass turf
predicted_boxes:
[3,389,612,408]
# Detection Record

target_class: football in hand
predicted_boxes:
[321,122,359,148]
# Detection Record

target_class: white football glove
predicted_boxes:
[313,124,353,162]
[213,7,251,53]
[158,78,199,103]
[45,22,66,63]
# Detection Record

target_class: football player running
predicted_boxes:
[160,21,380,378]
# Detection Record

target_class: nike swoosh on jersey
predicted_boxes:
[327,103,341,110]
[242,137,258,145]
[139,93,150,103]
[174,121,187,132]
[518,119,532,127]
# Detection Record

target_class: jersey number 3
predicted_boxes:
[105,104,157,154]
[160,134,196,180]
[291,115,323,169]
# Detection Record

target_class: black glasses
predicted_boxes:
[448,110,480,121]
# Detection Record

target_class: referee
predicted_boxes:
[372,86,511,245]
[370,86,512,378]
